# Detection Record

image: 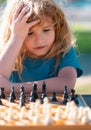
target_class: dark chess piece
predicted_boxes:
[20,91,25,107]
[70,89,76,101]
[29,83,38,102]
[9,93,15,102]
[70,89,79,105]
[0,87,5,99]
[0,98,2,105]
[40,93,47,104]
[33,83,38,98]
[9,86,16,102]
[51,91,58,102]
[62,86,69,105]
[74,94,79,105]
[30,92,36,102]
[20,85,24,93]
[63,86,69,99]
[20,85,25,99]
[62,97,68,105]
[41,81,47,97]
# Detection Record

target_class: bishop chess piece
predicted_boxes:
[0,87,5,99]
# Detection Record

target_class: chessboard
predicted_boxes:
[0,82,91,130]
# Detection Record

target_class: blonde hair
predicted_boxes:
[0,0,75,74]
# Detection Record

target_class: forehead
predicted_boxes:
[30,16,53,29]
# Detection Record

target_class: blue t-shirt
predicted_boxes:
[10,47,83,83]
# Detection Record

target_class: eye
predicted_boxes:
[43,29,51,32]
[28,31,33,35]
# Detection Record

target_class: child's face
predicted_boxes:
[24,16,55,58]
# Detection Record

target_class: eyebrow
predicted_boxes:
[43,25,54,28]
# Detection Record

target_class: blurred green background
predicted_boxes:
[0,0,91,94]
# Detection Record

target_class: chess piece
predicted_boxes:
[0,87,5,99]
[29,83,38,102]
[9,86,16,102]
[32,83,38,99]
[70,89,79,105]
[74,94,79,105]
[30,92,36,102]
[40,93,46,104]
[63,86,69,99]
[62,97,68,105]
[62,86,69,105]
[20,85,24,93]
[20,91,25,107]
[41,81,47,97]
[0,98,2,105]
[70,89,76,101]
[51,91,58,102]
[20,85,25,99]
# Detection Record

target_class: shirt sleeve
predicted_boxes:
[58,47,83,77]
[9,71,21,83]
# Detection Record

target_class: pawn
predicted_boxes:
[51,91,58,102]
[0,87,5,99]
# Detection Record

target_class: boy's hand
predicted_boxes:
[10,1,40,43]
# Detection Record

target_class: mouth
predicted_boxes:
[34,46,46,50]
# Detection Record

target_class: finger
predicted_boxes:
[13,1,24,20]
[27,19,40,28]
[18,5,30,21]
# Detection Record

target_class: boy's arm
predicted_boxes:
[0,67,77,94]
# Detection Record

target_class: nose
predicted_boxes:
[35,33,44,44]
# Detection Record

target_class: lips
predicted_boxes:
[34,46,46,49]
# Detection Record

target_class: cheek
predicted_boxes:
[49,32,55,44]
[24,38,32,50]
